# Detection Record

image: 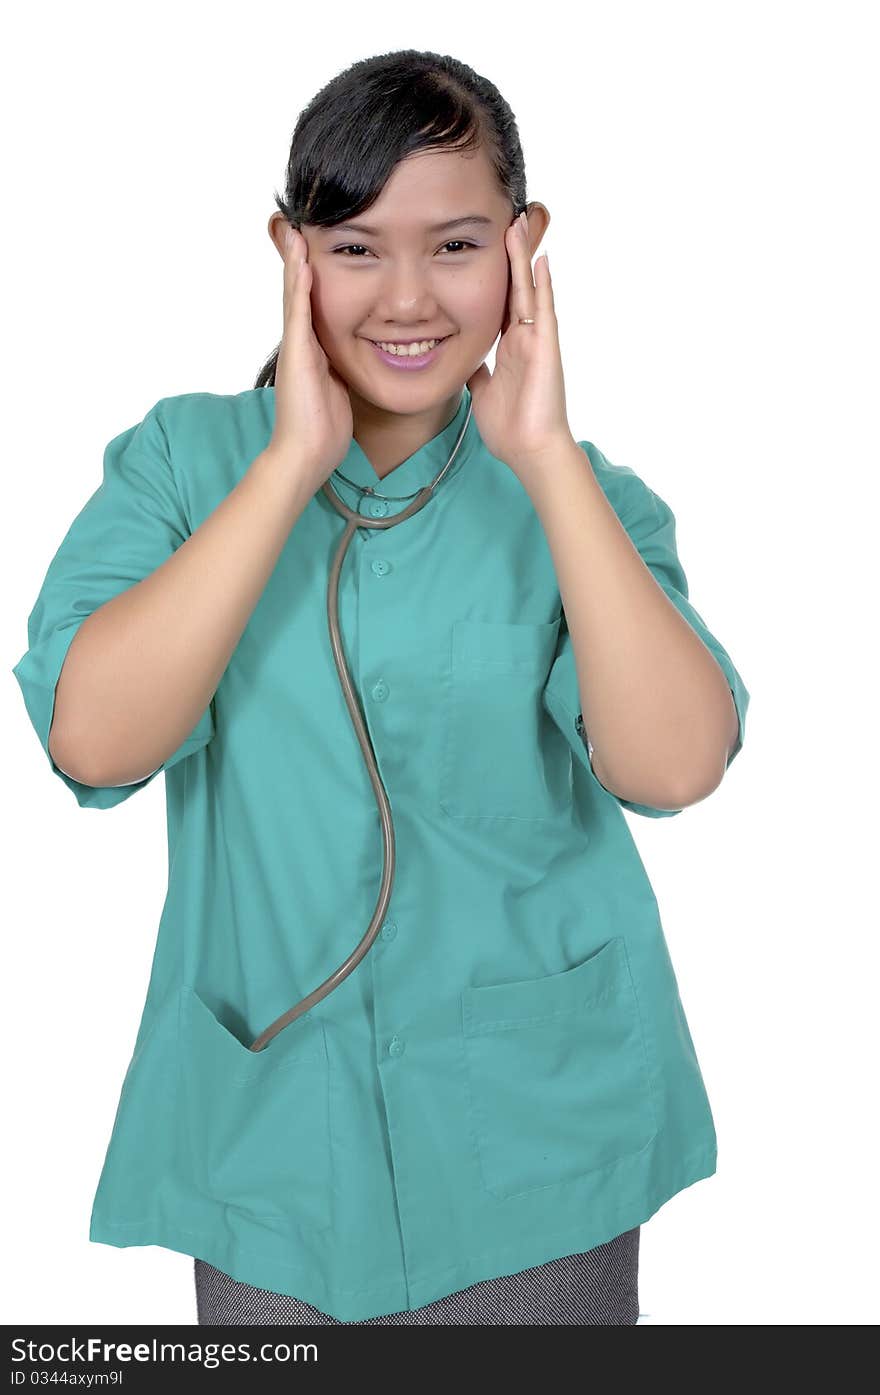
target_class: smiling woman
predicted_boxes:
[11,44,751,1333]
[264,146,548,472]
[257,53,553,480]
[245,52,640,1324]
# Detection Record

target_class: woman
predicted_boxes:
[12,48,749,1325]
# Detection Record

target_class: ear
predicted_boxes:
[267,212,287,257]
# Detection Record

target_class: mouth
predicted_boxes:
[365,334,454,371]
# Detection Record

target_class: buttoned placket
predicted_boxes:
[350,481,425,1296]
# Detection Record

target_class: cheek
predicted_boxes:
[307,277,350,336]
[457,265,510,331]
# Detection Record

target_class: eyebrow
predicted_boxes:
[322,215,495,236]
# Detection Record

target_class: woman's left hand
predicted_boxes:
[466,212,576,479]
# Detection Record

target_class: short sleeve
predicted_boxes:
[542,441,749,818]
[11,399,215,810]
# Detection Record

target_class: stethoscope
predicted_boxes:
[248,397,474,1053]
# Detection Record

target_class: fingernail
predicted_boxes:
[519,211,527,233]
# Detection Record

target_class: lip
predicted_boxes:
[366,334,453,371]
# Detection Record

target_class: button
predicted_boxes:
[371,558,391,576]
[388,1035,406,1058]
[365,498,390,518]
[380,920,397,941]
[371,679,389,702]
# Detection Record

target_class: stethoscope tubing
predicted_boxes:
[248,402,473,1052]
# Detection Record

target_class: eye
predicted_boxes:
[331,241,478,258]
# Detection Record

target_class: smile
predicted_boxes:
[366,335,453,370]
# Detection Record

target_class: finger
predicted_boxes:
[283,227,307,285]
[533,250,555,323]
[498,261,513,337]
[517,212,537,293]
[283,226,313,337]
[282,226,299,317]
[505,213,536,327]
[503,219,520,329]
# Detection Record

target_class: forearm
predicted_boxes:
[48,447,314,786]
[525,441,739,809]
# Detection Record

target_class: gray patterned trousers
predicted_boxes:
[194,1226,640,1325]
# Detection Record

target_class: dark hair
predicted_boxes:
[254,49,528,388]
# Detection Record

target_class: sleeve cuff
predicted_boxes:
[12,619,214,810]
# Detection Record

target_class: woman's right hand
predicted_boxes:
[267,225,354,491]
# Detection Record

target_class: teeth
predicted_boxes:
[375,338,442,356]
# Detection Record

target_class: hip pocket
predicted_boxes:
[177,987,332,1230]
[461,936,658,1199]
[440,618,570,821]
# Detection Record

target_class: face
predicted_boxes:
[268,145,549,438]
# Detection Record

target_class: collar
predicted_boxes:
[330,387,480,515]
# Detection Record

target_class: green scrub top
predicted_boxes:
[11,386,749,1321]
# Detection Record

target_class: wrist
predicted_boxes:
[247,445,316,509]
[518,436,591,505]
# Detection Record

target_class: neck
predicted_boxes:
[350,389,463,479]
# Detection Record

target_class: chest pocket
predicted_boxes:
[439,617,569,821]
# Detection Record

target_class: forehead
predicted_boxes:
[321,147,507,235]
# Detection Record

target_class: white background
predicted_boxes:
[3,0,877,1326]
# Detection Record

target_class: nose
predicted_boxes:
[373,259,448,312]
